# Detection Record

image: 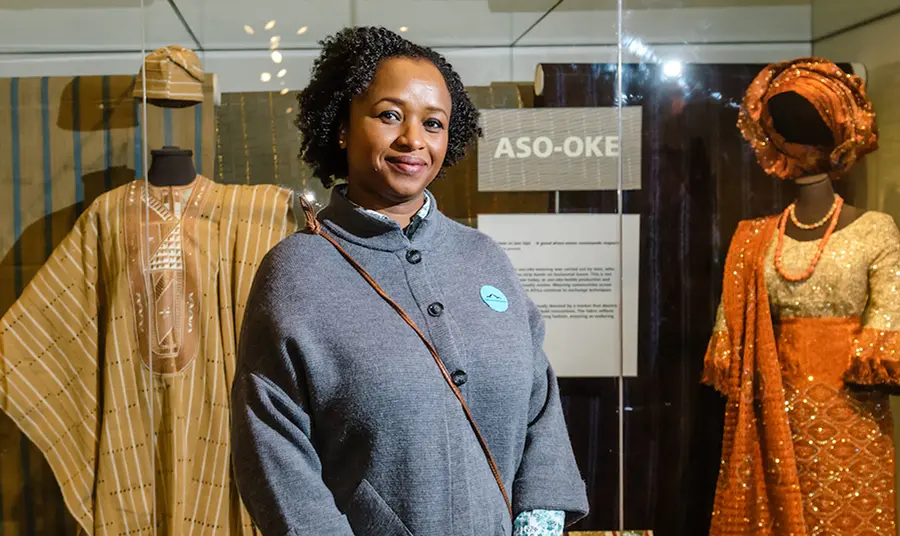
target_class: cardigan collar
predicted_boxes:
[332,184,432,227]
[317,185,443,252]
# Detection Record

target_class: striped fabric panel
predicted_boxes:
[214,91,323,195]
[0,204,101,533]
[0,74,215,536]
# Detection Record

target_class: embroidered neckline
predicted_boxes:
[125,175,210,375]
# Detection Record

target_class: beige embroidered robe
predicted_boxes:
[0,175,297,535]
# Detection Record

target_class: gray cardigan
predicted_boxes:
[231,189,589,536]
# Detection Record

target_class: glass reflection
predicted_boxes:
[617,1,900,535]
[0,0,145,534]
[0,0,650,534]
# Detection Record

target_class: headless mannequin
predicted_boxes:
[142,98,199,188]
[769,91,866,241]
[147,147,197,187]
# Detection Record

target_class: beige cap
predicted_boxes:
[134,46,204,103]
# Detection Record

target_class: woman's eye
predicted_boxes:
[379,110,401,122]
[425,119,444,131]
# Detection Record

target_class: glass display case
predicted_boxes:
[2,1,900,535]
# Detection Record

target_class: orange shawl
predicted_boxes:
[703,217,807,535]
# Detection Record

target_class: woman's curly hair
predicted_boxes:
[296,26,482,188]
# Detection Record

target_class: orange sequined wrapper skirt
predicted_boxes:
[775,317,896,535]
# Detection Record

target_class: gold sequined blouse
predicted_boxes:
[712,211,900,328]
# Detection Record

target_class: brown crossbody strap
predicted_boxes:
[299,197,513,519]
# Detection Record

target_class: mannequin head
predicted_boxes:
[767,91,834,149]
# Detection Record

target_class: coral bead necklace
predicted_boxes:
[774,195,844,282]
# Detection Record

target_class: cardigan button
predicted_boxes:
[406,249,422,264]
[451,370,467,387]
[427,302,444,317]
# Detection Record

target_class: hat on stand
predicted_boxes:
[134,45,205,105]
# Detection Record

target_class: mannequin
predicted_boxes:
[768,91,866,240]
[147,146,197,187]
[134,45,205,187]
[705,58,896,535]
[0,45,300,535]
[141,93,200,188]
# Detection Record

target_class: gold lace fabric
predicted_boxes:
[703,211,900,534]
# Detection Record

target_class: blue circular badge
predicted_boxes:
[480,285,509,313]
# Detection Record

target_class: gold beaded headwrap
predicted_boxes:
[738,57,878,180]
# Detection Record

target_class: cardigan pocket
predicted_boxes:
[345,479,414,536]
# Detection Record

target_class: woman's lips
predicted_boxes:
[386,156,428,175]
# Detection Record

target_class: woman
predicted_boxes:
[230,27,589,536]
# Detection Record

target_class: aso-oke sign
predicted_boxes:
[477,107,642,192]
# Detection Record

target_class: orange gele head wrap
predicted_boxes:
[738,57,878,180]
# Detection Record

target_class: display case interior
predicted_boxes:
[3,1,900,535]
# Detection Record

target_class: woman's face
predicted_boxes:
[344,57,452,206]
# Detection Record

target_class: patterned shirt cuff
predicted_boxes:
[512,509,565,536]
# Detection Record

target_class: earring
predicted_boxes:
[339,139,346,148]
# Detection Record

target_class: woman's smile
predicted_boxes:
[385,154,428,176]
